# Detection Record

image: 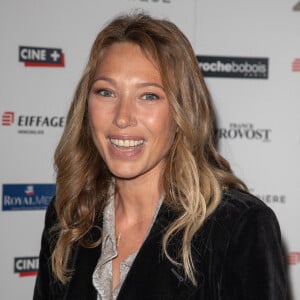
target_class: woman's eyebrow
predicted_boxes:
[93,77,164,91]
[92,76,116,85]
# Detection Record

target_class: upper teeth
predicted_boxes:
[110,139,144,147]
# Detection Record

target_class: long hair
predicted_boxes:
[52,12,246,284]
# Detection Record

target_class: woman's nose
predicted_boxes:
[113,97,137,128]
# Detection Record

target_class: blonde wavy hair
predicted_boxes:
[52,13,246,285]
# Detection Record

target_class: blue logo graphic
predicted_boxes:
[2,184,55,211]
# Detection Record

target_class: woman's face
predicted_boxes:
[88,42,176,181]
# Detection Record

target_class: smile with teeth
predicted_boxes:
[110,138,144,148]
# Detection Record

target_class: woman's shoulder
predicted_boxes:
[190,188,282,267]
[199,188,280,243]
[215,188,275,220]
[220,187,267,208]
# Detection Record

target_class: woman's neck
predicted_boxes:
[114,172,163,225]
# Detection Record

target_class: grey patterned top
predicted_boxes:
[92,191,163,300]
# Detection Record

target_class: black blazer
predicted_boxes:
[33,189,287,299]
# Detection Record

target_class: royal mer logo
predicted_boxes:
[19,46,65,67]
[1,111,65,134]
[197,55,269,79]
[2,184,55,211]
[14,256,39,277]
[217,123,271,142]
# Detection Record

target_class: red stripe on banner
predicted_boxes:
[288,252,300,265]
[292,58,300,71]
[19,271,38,277]
[60,53,65,66]
[1,111,14,125]
[24,53,65,67]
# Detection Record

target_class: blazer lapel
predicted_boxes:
[117,204,198,300]
[64,227,102,300]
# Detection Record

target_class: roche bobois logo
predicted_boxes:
[197,55,269,79]
[19,46,65,67]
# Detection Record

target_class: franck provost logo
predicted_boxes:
[197,55,269,79]
[2,184,55,211]
[14,256,39,277]
[1,111,65,134]
[217,123,271,142]
[19,46,65,67]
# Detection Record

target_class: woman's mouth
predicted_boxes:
[107,137,145,158]
[109,138,144,148]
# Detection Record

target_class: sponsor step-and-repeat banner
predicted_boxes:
[0,0,299,298]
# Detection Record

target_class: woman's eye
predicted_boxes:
[141,93,159,101]
[95,89,114,97]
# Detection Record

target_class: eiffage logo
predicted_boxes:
[2,111,14,126]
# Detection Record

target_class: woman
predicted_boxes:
[33,13,287,299]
